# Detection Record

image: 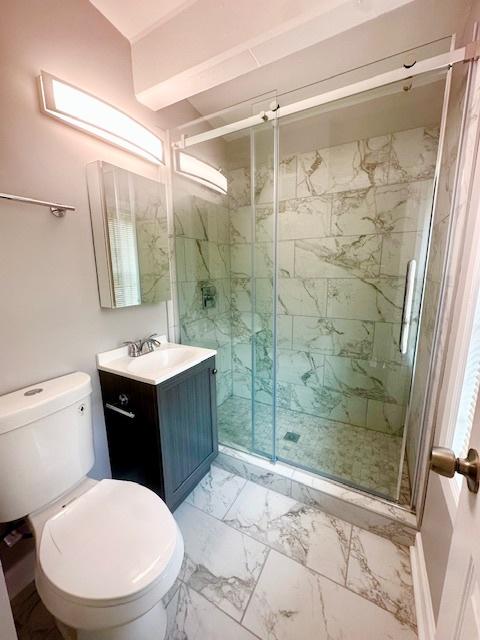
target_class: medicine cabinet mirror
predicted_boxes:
[87,161,170,308]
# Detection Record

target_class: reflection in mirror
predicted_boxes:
[87,161,170,308]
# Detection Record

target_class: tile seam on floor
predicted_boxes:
[344,522,355,587]
[239,548,272,627]
[181,495,415,623]
[221,473,251,520]
[173,577,264,640]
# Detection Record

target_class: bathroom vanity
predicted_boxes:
[97,341,218,510]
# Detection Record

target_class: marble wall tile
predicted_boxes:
[242,551,417,640]
[230,241,294,278]
[277,277,327,316]
[331,180,434,236]
[183,238,230,281]
[166,584,258,640]
[224,481,351,583]
[326,276,405,323]
[295,235,382,279]
[389,126,439,183]
[292,316,374,357]
[175,195,228,242]
[256,155,297,203]
[289,384,368,426]
[229,205,252,243]
[228,167,251,208]
[380,231,423,277]
[324,356,411,405]
[175,503,268,621]
[372,322,405,365]
[279,195,331,239]
[366,400,406,436]
[296,135,391,198]
[276,348,325,387]
[185,465,247,518]
[346,527,416,630]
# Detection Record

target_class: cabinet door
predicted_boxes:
[158,358,218,509]
[99,371,165,497]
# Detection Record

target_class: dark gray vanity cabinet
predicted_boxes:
[98,357,218,511]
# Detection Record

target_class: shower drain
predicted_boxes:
[283,431,300,443]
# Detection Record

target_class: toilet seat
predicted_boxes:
[35,479,183,631]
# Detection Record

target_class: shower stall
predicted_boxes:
[170,41,468,509]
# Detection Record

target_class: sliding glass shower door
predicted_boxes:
[173,57,452,504]
[273,74,445,501]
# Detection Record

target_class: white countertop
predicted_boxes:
[96,339,217,385]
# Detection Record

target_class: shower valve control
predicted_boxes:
[201,283,217,309]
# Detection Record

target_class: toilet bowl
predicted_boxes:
[0,372,184,640]
[30,478,184,640]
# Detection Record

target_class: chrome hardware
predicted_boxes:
[430,446,480,493]
[201,283,217,309]
[140,334,162,354]
[105,403,135,419]
[124,334,163,357]
[123,340,141,357]
[118,393,129,406]
[212,368,218,375]
[399,259,416,354]
[0,192,75,217]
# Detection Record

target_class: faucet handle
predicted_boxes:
[146,333,162,346]
[123,340,141,357]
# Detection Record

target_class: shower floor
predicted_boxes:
[217,395,411,505]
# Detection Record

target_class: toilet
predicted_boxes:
[0,372,184,640]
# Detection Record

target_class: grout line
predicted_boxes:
[344,524,355,587]
[239,547,271,627]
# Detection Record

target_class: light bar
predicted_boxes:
[39,71,164,165]
[175,151,227,194]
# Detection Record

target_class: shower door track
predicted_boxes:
[173,44,476,149]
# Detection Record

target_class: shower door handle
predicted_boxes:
[399,259,416,355]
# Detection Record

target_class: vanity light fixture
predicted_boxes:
[175,151,227,195]
[38,71,164,165]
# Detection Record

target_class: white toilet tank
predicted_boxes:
[0,372,94,522]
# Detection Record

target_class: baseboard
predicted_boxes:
[411,532,436,640]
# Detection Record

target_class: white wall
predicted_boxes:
[0,0,180,481]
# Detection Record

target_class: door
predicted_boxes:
[435,394,480,639]
[425,46,480,636]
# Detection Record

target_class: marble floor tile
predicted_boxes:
[347,526,416,629]
[242,550,417,640]
[224,481,352,583]
[185,464,247,518]
[175,502,268,621]
[166,583,259,640]
[217,395,410,503]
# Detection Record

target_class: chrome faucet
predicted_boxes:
[123,334,162,358]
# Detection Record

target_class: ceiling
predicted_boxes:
[88,0,196,42]
[89,0,469,123]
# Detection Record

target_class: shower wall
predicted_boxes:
[228,125,439,439]
[174,179,233,405]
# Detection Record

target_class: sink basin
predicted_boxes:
[96,338,217,385]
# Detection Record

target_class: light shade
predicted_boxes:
[175,151,227,194]
[39,71,164,165]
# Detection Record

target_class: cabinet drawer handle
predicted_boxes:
[105,403,135,419]
[212,368,218,375]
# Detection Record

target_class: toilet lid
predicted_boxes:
[38,479,179,604]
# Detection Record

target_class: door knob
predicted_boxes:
[430,446,480,493]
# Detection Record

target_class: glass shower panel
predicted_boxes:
[250,124,276,458]
[174,121,276,460]
[275,73,446,501]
